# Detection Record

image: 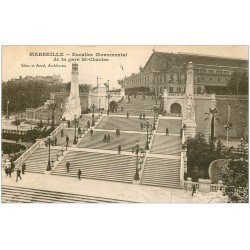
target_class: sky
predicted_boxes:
[2,45,248,89]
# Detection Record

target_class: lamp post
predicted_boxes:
[6,100,9,118]
[240,137,244,156]
[15,115,20,132]
[46,135,52,171]
[153,105,157,130]
[223,122,233,147]
[60,100,63,119]
[143,119,152,150]
[107,93,111,115]
[73,115,78,145]
[132,141,145,181]
[91,104,96,126]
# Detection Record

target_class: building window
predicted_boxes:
[217,77,221,82]
[169,87,173,93]
[200,69,206,74]
[177,86,181,93]
[223,71,230,75]
[208,70,214,74]
[209,77,213,82]
[216,70,222,75]
[201,77,206,82]
[225,78,228,82]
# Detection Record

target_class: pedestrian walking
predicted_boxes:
[66,135,69,146]
[4,166,9,178]
[139,113,142,120]
[107,134,111,143]
[10,161,15,173]
[16,169,22,182]
[78,127,81,134]
[54,136,57,146]
[90,128,93,136]
[192,184,196,196]
[166,128,169,136]
[78,169,82,180]
[67,120,70,128]
[66,161,70,173]
[127,112,129,118]
[143,113,145,119]
[118,145,121,154]
[21,163,26,175]
[8,166,11,177]
[61,129,64,137]
[116,129,120,137]
[87,121,90,128]
[140,122,143,130]
[121,106,123,112]
[103,134,107,143]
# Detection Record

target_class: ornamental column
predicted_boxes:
[182,62,197,137]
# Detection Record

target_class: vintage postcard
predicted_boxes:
[1,45,248,203]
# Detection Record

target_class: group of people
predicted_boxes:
[103,133,111,143]
[139,113,146,120]
[65,161,82,180]
[4,161,26,182]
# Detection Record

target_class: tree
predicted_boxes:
[186,133,220,180]
[204,108,220,141]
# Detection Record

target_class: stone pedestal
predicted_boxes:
[198,179,212,192]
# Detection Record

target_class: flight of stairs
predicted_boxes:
[141,157,180,188]
[23,148,59,174]
[116,96,156,116]
[2,185,130,203]
[157,119,182,134]
[150,135,181,155]
[96,116,154,132]
[78,131,147,152]
[52,151,137,184]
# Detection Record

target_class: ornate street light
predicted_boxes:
[132,141,145,181]
[15,115,21,132]
[73,115,78,145]
[91,104,97,126]
[224,122,233,147]
[153,105,158,130]
[143,119,152,150]
[46,135,52,171]
[107,93,111,115]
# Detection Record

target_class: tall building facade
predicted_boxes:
[118,51,248,94]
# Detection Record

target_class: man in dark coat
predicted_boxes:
[127,112,129,118]
[107,134,111,143]
[166,128,169,136]
[10,161,15,173]
[140,122,143,131]
[61,129,64,137]
[78,169,82,180]
[103,134,107,143]
[54,136,57,146]
[21,163,26,175]
[90,129,93,136]
[67,120,70,128]
[16,168,22,182]
[66,161,70,173]
[143,113,145,119]
[87,121,90,128]
[118,145,121,154]
[192,184,196,196]
[4,166,9,178]
[8,166,11,177]
[66,135,69,146]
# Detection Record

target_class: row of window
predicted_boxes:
[153,86,185,94]
[195,69,230,75]
[197,76,229,83]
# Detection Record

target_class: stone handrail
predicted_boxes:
[14,141,40,168]
[50,123,64,139]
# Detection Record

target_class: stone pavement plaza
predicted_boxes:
[2,169,193,203]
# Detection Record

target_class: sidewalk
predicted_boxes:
[2,171,193,203]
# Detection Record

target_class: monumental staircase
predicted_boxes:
[52,151,137,184]
[2,185,127,203]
